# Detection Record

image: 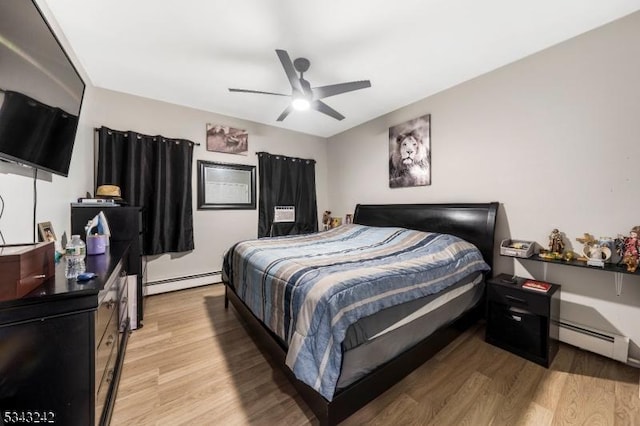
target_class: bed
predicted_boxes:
[222,202,499,425]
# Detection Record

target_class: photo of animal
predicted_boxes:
[389,114,431,187]
[206,124,249,155]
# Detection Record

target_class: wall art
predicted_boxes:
[388,114,431,188]
[206,124,248,155]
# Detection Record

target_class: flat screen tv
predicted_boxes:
[0,0,85,177]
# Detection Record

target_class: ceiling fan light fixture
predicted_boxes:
[292,97,310,111]
[229,49,371,121]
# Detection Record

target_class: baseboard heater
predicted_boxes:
[144,271,222,295]
[558,320,629,363]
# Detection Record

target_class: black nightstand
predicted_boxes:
[485,273,561,367]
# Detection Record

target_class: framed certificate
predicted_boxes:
[197,160,256,210]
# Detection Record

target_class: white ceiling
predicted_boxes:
[40,0,640,138]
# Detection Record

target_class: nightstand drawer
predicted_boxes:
[487,303,545,358]
[487,284,549,316]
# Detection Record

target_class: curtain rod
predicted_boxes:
[93,127,200,146]
[256,151,316,164]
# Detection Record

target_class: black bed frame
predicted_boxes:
[223,202,499,425]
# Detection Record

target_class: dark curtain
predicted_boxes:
[96,126,195,255]
[258,152,318,238]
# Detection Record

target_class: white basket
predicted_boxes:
[500,239,535,258]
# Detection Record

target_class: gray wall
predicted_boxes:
[327,11,640,360]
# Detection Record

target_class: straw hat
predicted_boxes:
[96,184,124,201]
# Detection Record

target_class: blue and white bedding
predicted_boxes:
[224,224,490,400]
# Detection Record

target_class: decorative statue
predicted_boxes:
[586,243,608,261]
[548,229,565,254]
[322,210,332,231]
[618,226,640,272]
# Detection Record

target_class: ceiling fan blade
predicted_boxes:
[276,105,293,121]
[312,100,345,121]
[229,88,288,96]
[276,49,303,93]
[312,80,371,99]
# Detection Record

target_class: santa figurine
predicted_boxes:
[619,226,640,272]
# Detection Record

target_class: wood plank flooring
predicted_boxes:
[112,284,640,425]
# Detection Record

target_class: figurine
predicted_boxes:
[576,233,597,247]
[618,226,640,273]
[548,229,565,254]
[322,210,332,231]
[576,233,597,261]
[585,243,611,261]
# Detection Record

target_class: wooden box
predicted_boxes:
[0,242,55,301]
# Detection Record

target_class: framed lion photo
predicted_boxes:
[388,114,431,188]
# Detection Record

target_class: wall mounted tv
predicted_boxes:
[0,0,85,177]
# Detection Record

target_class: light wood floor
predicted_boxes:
[112,284,640,425]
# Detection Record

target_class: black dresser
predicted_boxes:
[0,243,130,425]
[71,205,144,329]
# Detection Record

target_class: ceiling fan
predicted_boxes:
[229,49,371,121]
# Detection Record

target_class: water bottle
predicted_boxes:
[65,235,86,278]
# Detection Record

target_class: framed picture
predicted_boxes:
[389,114,431,188]
[206,124,248,156]
[197,160,256,210]
[37,221,57,242]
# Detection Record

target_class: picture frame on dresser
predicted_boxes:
[37,221,57,242]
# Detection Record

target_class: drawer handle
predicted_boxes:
[106,368,114,384]
[510,315,522,322]
[106,334,115,347]
[505,295,528,305]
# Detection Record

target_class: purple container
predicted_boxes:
[87,235,107,255]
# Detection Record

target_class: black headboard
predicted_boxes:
[353,202,499,268]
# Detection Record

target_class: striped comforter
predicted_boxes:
[224,224,490,400]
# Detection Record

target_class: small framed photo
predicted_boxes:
[345,214,353,224]
[38,221,57,242]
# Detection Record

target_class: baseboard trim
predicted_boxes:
[144,272,222,295]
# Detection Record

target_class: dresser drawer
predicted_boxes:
[95,291,117,347]
[96,310,118,387]
[95,342,117,425]
[487,283,549,316]
[117,273,128,331]
[96,261,124,346]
